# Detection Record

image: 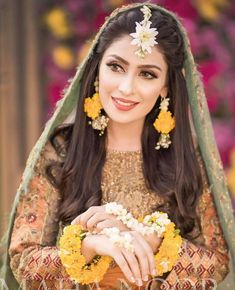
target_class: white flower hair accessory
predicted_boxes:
[130,5,159,58]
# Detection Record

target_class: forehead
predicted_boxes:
[102,34,167,70]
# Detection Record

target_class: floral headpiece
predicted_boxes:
[130,5,159,58]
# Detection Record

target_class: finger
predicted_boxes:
[132,232,156,278]
[71,216,80,225]
[137,233,157,277]
[78,206,104,229]
[121,249,143,287]
[95,219,125,232]
[131,240,150,282]
[86,212,121,232]
[86,212,107,231]
[113,251,136,285]
[95,220,116,232]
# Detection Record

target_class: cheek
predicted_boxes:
[141,98,158,116]
[135,86,163,118]
[99,68,114,98]
[140,89,159,110]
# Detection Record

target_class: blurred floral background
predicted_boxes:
[38,0,235,209]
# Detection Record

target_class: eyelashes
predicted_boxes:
[106,62,158,80]
[139,71,157,79]
[106,62,123,73]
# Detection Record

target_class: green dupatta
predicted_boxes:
[1,3,234,289]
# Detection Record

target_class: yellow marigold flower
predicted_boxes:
[59,224,111,285]
[153,111,175,134]
[52,46,75,70]
[84,93,103,120]
[154,222,182,276]
[108,0,125,7]
[44,7,72,38]
[192,0,228,21]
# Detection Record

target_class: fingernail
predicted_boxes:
[136,279,143,286]
[130,276,135,283]
[152,269,156,276]
[143,275,148,281]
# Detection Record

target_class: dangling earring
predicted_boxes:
[84,77,109,136]
[153,96,175,150]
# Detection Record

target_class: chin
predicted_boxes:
[107,114,143,126]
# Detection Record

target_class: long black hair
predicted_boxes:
[46,6,203,236]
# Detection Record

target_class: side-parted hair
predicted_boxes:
[46,6,203,237]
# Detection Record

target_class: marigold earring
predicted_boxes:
[84,78,109,136]
[153,96,175,150]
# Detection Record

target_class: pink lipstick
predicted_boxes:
[111,97,139,111]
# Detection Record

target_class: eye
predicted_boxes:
[106,62,124,73]
[140,70,157,79]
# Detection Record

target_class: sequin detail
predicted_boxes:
[101,150,165,218]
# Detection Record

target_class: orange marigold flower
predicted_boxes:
[153,111,175,134]
[59,224,111,284]
[154,222,182,276]
[84,93,102,120]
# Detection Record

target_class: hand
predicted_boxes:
[71,205,129,233]
[82,231,156,286]
[144,232,162,254]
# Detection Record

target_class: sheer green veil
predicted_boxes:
[1,3,234,289]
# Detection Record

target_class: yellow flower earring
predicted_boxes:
[84,78,109,136]
[153,96,175,149]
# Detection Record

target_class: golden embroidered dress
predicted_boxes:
[8,137,229,289]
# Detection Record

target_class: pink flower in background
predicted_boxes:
[224,77,235,114]
[47,82,65,108]
[64,0,84,12]
[198,61,224,113]
[213,121,235,167]
[182,19,201,54]
[199,61,223,85]
[200,28,231,68]
[94,12,109,29]
[74,17,92,37]
[162,0,198,20]
[205,86,220,113]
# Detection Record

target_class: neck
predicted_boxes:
[107,119,144,151]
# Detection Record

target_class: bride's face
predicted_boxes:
[98,34,168,126]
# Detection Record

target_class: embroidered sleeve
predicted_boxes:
[9,139,76,289]
[161,186,229,290]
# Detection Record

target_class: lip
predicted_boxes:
[114,97,138,104]
[111,97,139,111]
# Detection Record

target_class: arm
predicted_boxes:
[161,185,229,290]
[9,140,76,290]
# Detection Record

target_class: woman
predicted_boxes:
[1,3,233,290]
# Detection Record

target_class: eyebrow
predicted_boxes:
[108,54,162,72]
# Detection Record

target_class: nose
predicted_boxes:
[118,75,134,96]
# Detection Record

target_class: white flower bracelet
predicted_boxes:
[104,202,171,237]
[100,227,134,252]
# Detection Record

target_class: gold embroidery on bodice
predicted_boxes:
[101,150,165,218]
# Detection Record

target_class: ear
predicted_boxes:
[159,86,168,98]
